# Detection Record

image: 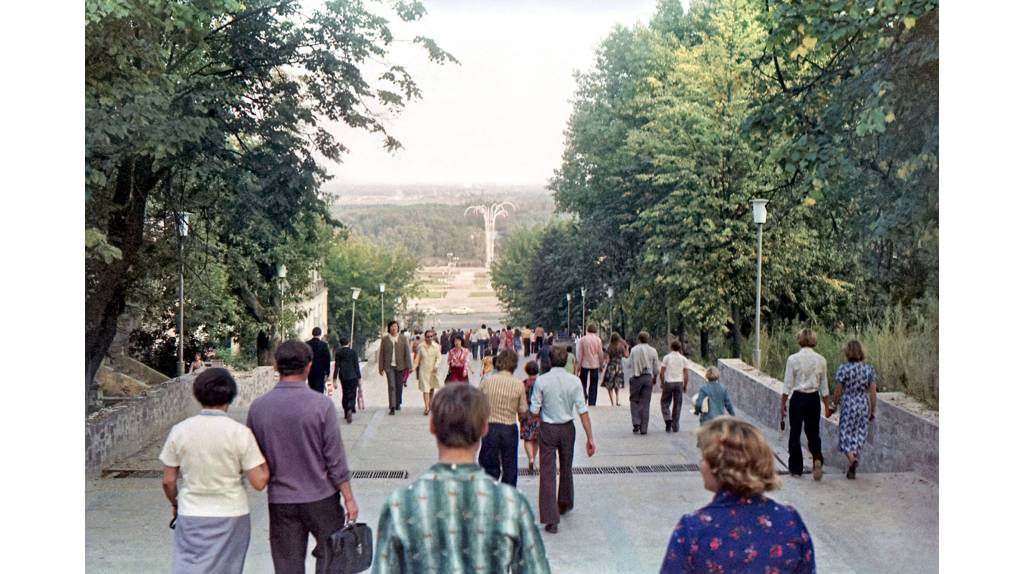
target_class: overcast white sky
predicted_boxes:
[322,0,662,186]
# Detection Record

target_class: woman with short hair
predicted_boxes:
[446,334,471,383]
[833,339,877,479]
[159,368,269,574]
[660,417,815,573]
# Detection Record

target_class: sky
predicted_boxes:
[322,0,662,187]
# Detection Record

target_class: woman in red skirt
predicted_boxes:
[446,333,471,383]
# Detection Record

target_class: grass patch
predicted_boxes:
[745,300,938,409]
[420,290,447,299]
[470,291,494,297]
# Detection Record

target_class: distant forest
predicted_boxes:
[331,194,556,266]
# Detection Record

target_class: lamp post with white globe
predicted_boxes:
[752,199,768,370]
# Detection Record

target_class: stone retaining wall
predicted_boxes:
[717,359,938,482]
[85,367,278,478]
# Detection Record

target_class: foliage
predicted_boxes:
[321,232,420,351]
[507,0,937,377]
[85,0,454,392]
[330,195,554,266]
[747,298,939,409]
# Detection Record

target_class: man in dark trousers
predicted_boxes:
[248,340,359,573]
[305,327,332,394]
[529,345,596,534]
[333,336,361,423]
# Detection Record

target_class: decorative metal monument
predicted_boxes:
[464,201,516,268]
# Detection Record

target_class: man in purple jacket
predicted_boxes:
[247,340,359,573]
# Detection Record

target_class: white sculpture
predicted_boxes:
[464,201,516,268]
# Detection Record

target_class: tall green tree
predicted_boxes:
[85,0,455,397]
[322,232,420,350]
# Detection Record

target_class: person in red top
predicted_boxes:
[446,333,471,383]
[576,323,604,406]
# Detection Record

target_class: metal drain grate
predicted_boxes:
[102,469,163,479]
[351,470,408,480]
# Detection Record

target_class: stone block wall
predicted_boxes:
[85,367,277,478]
[717,359,938,482]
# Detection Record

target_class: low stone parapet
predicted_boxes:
[85,366,277,478]
[717,358,938,482]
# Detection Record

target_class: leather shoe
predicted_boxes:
[633,425,640,434]
[813,459,823,481]
[388,408,395,416]
[558,502,571,515]
[345,411,353,424]
[544,524,558,534]
[666,422,673,433]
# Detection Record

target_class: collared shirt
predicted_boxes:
[247,380,351,504]
[661,351,688,383]
[529,367,588,424]
[783,347,830,396]
[158,410,265,517]
[660,491,815,574]
[388,334,399,367]
[481,371,528,425]
[373,463,550,574]
[578,333,604,369]
[630,343,661,377]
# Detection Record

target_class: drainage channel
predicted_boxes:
[104,466,699,479]
[102,469,411,480]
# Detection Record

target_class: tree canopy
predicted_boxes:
[85,0,455,399]
[492,0,939,358]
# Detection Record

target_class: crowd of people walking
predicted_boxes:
[159,319,883,572]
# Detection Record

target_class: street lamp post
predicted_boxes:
[276,264,288,342]
[176,212,191,377]
[379,283,386,335]
[565,292,572,335]
[580,287,587,332]
[606,286,614,335]
[752,199,768,370]
[350,287,361,344]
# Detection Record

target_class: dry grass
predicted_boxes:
[749,300,938,409]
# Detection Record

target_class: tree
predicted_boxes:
[322,232,420,350]
[490,225,543,323]
[85,0,455,401]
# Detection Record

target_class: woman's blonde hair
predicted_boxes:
[697,417,781,496]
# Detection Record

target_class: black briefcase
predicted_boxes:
[316,522,373,574]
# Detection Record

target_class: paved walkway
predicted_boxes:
[86,357,938,573]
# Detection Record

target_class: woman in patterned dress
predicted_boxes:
[447,334,471,383]
[519,360,542,472]
[833,339,877,479]
[601,333,628,406]
[660,417,815,573]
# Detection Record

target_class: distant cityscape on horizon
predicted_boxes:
[325,182,553,206]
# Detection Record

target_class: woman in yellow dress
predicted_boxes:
[414,330,442,415]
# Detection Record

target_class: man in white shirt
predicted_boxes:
[659,339,690,433]
[475,324,490,360]
[628,331,661,435]
[781,328,834,480]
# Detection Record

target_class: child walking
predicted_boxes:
[694,367,736,424]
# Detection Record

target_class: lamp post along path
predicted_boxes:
[379,283,386,336]
[350,287,362,344]
[176,212,191,377]
[752,199,768,371]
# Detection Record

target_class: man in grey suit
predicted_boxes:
[628,331,661,435]
[378,320,412,415]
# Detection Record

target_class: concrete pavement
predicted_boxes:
[86,356,938,573]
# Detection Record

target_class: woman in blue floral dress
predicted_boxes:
[660,417,815,573]
[833,340,877,479]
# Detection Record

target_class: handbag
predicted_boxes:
[316,520,373,574]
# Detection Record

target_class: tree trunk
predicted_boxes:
[700,329,710,360]
[85,156,162,411]
[257,331,273,366]
[730,304,742,358]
